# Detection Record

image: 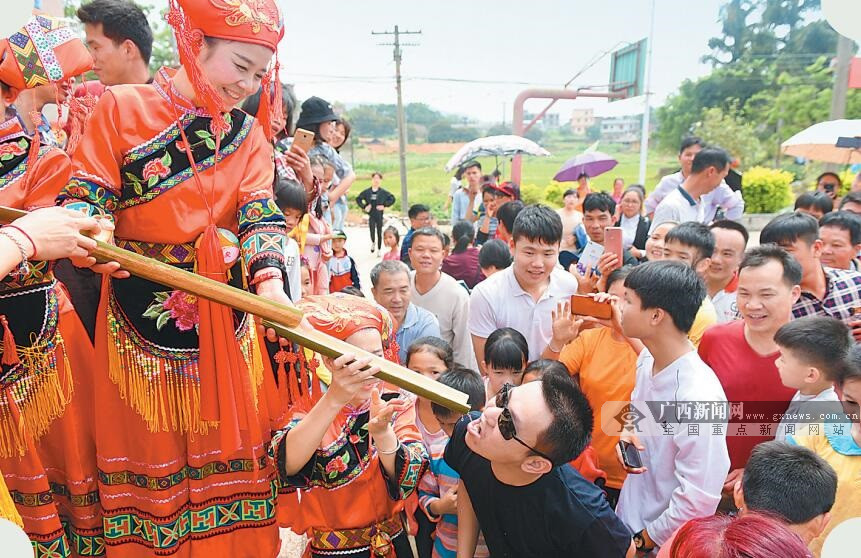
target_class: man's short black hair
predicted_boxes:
[511,204,563,246]
[624,261,706,334]
[794,191,833,215]
[743,441,837,524]
[496,200,524,234]
[408,204,430,219]
[273,180,307,216]
[537,370,593,466]
[478,239,512,270]
[582,192,616,215]
[411,227,446,247]
[840,191,861,209]
[77,0,154,64]
[820,211,861,245]
[464,161,481,172]
[664,221,715,260]
[371,171,383,179]
[690,147,731,175]
[431,367,486,418]
[739,244,802,287]
[760,211,819,247]
[710,219,749,246]
[774,316,852,381]
[562,188,578,199]
[679,136,704,154]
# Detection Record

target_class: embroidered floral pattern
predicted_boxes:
[0,138,27,160]
[59,178,119,213]
[211,0,282,34]
[143,291,200,332]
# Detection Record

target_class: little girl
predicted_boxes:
[483,327,529,398]
[271,294,428,557]
[299,256,313,299]
[382,226,401,261]
[405,337,453,558]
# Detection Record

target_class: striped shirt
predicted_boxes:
[416,413,488,558]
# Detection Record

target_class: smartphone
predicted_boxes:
[604,227,623,264]
[291,128,315,154]
[570,294,613,320]
[618,440,643,469]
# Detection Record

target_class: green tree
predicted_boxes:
[692,105,765,168]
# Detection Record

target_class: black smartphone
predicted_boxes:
[618,440,643,469]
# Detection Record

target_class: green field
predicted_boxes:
[346,138,679,216]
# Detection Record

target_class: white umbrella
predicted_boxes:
[444,135,550,172]
[781,119,861,164]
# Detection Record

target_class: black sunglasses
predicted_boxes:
[495,383,554,462]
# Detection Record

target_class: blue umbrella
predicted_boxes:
[554,151,618,182]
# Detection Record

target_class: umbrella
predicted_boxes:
[781,119,861,164]
[554,151,618,182]
[444,135,550,172]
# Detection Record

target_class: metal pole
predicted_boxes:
[638,0,656,185]
[394,26,409,214]
[830,35,853,121]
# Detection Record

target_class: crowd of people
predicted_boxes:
[0,1,859,558]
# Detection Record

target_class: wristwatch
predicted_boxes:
[633,529,655,552]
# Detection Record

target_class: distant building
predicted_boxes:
[599,111,656,144]
[522,112,560,129]
[569,108,595,137]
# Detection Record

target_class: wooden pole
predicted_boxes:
[0,206,470,413]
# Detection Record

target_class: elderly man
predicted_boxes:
[370,260,440,363]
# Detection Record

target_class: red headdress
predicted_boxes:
[0,14,93,174]
[166,0,284,138]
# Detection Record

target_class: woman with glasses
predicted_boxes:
[615,186,650,261]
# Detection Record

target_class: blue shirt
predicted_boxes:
[451,188,470,224]
[400,228,416,266]
[395,303,441,363]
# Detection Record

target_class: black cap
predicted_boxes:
[296,96,338,129]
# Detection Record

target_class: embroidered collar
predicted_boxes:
[152,67,212,117]
[0,117,28,144]
[676,185,697,207]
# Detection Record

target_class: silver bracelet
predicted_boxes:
[0,228,30,277]
[376,440,401,455]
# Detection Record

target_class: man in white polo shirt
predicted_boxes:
[650,147,731,233]
[469,204,578,367]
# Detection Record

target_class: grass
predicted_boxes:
[346,138,680,217]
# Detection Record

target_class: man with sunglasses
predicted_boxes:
[444,371,635,557]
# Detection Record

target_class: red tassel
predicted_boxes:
[257,71,273,141]
[23,110,42,195]
[1,315,19,366]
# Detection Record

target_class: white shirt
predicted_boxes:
[616,349,730,546]
[469,266,579,362]
[283,237,301,302]
[775,387,840,442]
[645,171,744,222]
[649,186,705,234]
[411,271,477,369]
[619,214,639,249]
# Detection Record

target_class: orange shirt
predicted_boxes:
[559,326,638,489]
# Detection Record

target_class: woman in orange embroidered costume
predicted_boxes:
[56,1,290,555]
[269,294,428,557]
[0,15,106,557]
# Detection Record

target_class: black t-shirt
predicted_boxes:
[445,414,632,558]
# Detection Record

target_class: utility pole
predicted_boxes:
[638,0,656,185]
[825,35,853,172]
[372,26,421,214]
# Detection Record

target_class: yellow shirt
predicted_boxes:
[559,326,638,489]
[790,430,861,556]
[688,297,717,348]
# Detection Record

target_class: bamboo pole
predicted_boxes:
[0,206,470,413]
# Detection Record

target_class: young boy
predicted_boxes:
[420,367,489,558]
[355,171,396,253]
[661,222,718,346]
[788,344,861,556]
[274,180,307,301]
[615,261,730,554]
[774,316,849,441]
[327,230,360,293]
[794,191,833,220]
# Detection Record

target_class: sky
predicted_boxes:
[141,0,739,122]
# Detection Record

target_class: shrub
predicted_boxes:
[742,166,793,213]
[520,183,543,205]
[542,181,565,205]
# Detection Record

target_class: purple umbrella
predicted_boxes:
[554,151,618,182]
